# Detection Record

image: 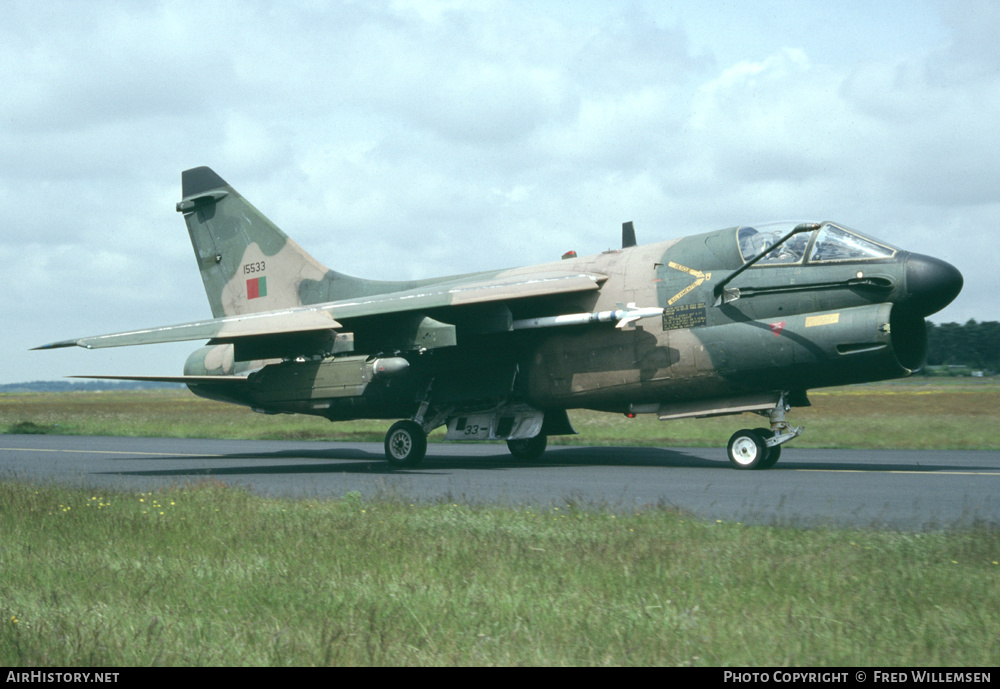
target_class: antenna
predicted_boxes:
[622,221,637,249]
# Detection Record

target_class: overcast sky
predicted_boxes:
[3,0,997,383]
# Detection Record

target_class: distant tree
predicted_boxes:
[0,380,181,393]
[925,320,1000,372]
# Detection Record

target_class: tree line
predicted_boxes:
[925,320,1000,373]
[0,380,181,393]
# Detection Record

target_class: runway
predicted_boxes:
[2,434,999,529]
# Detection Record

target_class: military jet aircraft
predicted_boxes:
[37,167,963,469]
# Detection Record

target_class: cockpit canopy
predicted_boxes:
[737,223,898,266]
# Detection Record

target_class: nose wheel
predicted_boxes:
[726,394,800,470]
[727,429,768,470]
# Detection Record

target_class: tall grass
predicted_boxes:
[1,481,998,666]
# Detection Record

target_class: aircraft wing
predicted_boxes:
[35,269,606,351]
[35,308,343,350]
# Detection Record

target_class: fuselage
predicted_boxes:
[185,221,962,421]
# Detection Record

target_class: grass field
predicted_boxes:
[2,380,998,666]
[2,378,998,450]
[1,480,998,666]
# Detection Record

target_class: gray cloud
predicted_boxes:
[1,0,994,383]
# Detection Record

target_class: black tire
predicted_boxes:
[506,434,548,461]
[384,420,427,468]
[727,429,767,470]
[753,427,781,469]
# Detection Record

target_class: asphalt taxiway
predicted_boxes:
[2,434,998,528]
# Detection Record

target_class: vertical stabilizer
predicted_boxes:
[177,167,334,318]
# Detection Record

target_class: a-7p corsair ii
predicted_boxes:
[38,167,963,469]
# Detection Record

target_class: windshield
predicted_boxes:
[808,224,896,262]
[738,223,897,265]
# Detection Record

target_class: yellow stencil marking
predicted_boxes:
[805,313,840,327]
[666,261,712,306]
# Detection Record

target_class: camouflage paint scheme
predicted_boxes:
[38,167,963,469]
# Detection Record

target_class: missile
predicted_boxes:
[511,303,664,331]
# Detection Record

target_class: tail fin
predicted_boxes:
[178,167,372,318]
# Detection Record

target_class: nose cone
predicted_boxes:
[904,253,963,316]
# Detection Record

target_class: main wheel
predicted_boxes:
[753,427,781,469]
[727,429,767,470]
[507,434,548,461]
[384,420,427,468]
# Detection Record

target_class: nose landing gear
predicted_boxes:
[727,394,802,470]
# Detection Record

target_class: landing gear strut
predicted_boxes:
[726,394,802,470]
[754,428,781,469]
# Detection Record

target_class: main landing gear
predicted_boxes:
[384,420,427,468]
[384,385,442,468]
[506,434,548,461]
[726,394,802,470]
[382,421,550,467]
[382,379,554,467]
